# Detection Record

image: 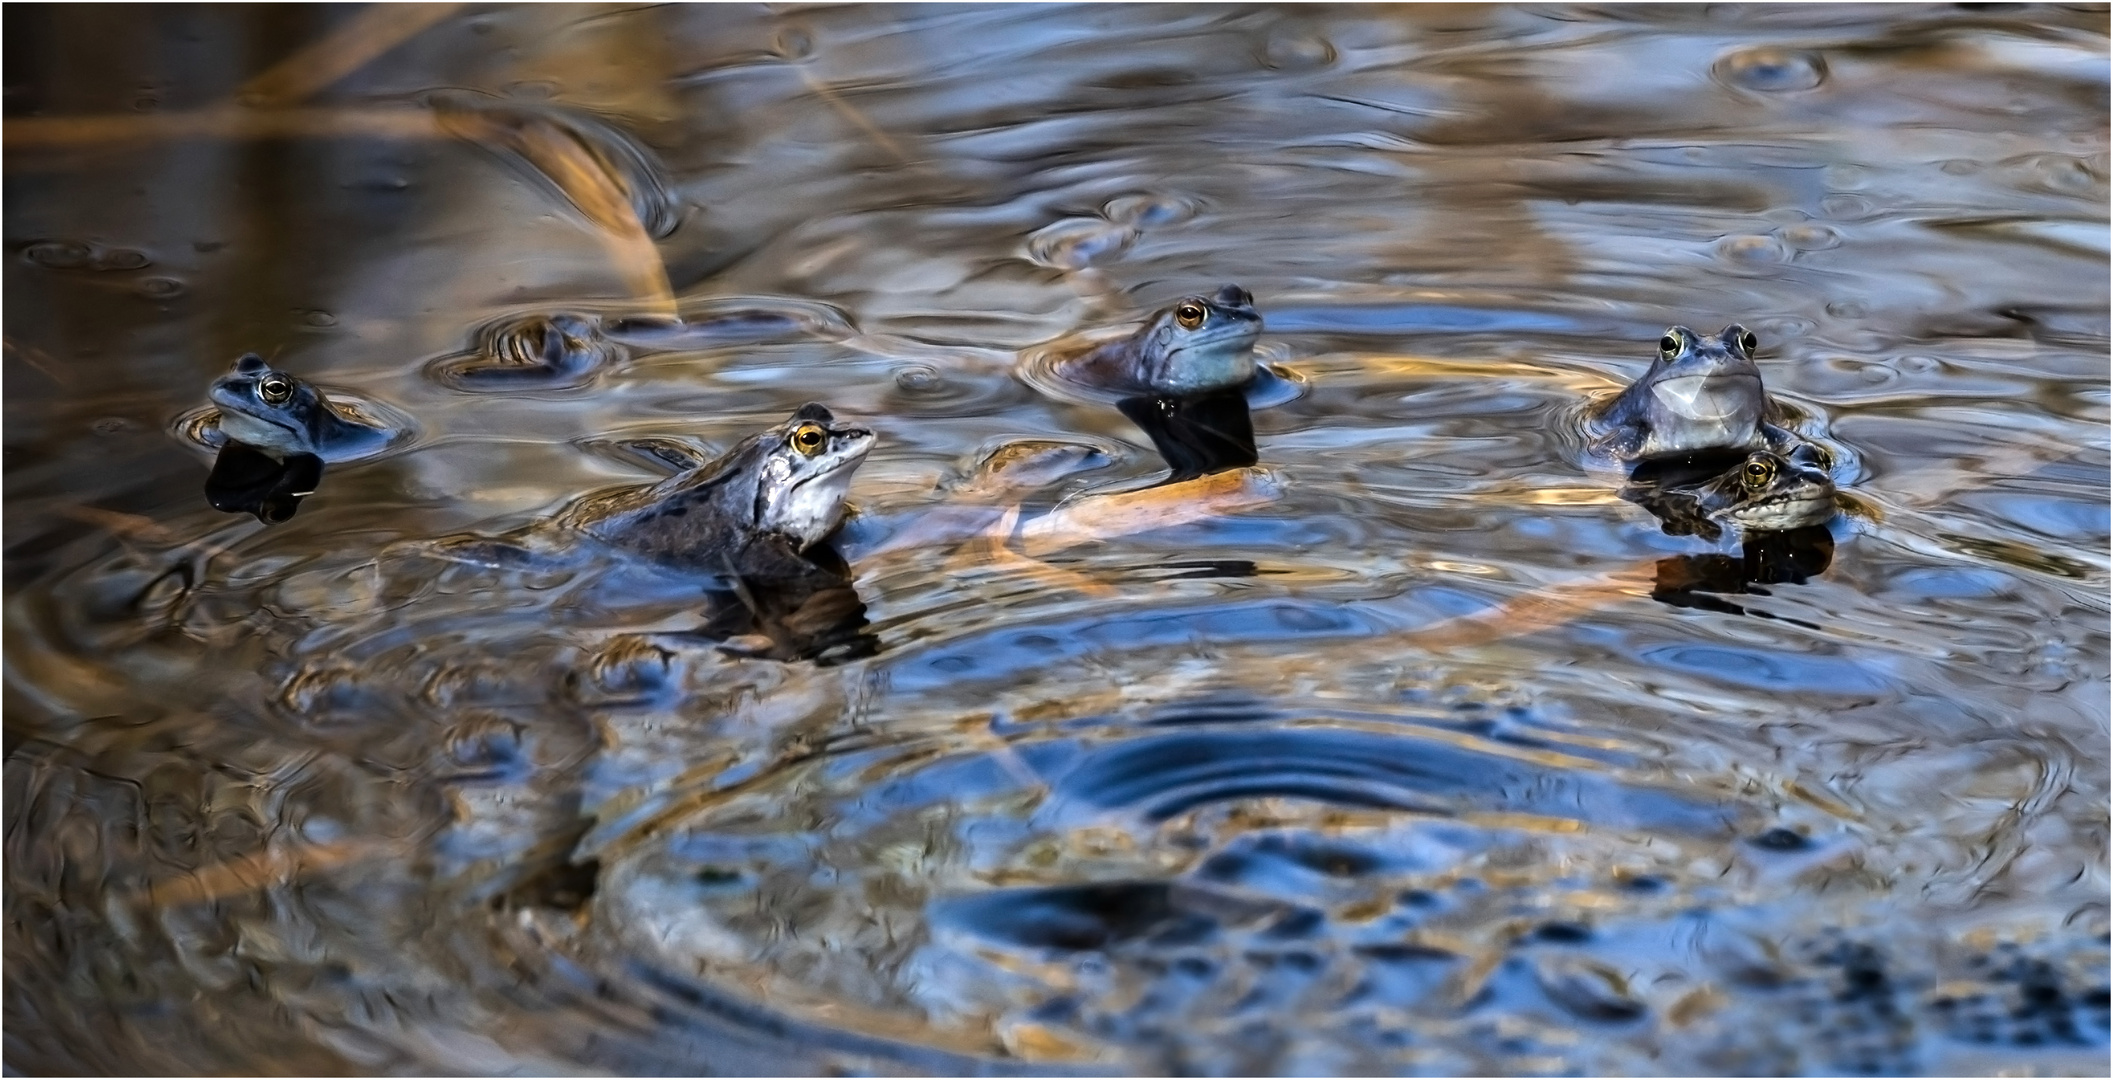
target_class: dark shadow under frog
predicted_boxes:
[1118,387,1260,483]
[1648,525,1835,624]
[202,353,388,522]
[204,443,323,524]
[561,404,881,663]
[1055,284,1266,483]
[1622,448,1840,622]
[682,538,878,665]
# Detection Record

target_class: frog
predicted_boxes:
[1590,324,1806,462]
[1622,450,1837,541]
[207,353,389,461]
[1054,285,1264,396]
[558,403,875,574]
[432,312,621,390]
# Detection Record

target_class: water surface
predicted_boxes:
[5,4,2109,1075]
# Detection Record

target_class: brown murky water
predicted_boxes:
[5,5,2108,1075]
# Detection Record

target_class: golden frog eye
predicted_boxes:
[259,375,294,405]
[790,422,827,457]
[1739,330,1759,354]
[1658,331,1683,359]
[1742,457,1777,489]
[1174,302,1207,330]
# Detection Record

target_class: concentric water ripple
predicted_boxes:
[7,4,2109,1075]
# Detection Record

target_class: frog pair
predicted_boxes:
[1588,324,1838,536]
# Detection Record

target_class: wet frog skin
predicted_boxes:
[207,353,388,461]
[1056,285,1263,396]
[1592,324,1802,461]
[1625,450,1838,540]
[431,312,622,390]
[561,403,875,572]
[1695,450,1838,532]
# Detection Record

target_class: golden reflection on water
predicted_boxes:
[3,105,446,148]
[235,3,466,108]
[5,3,2108,1075]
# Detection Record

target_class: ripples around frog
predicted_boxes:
[170,393,420,464]
[428,298,859,391]
[100,649,2081,1075]
[426,312,624,391]
[1020,338,1307,411]
[7,3,2110,1075]
[571,703,1739,1070]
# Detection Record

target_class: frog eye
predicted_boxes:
[1658,331,1683,359]
[790,422,828,457]
[1739,330,1759,354]
[258,375,294,404]
[1174,302,1207,330]
[1742,457,1777,489]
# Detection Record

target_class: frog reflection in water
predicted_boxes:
[1623,450,1840,621]
[202,353,387,522]
[556,403,879,662]
[1052,285,1265,481]
[1651,525,1836,622]
[1591,324,1810,462]
[1118,389,1258,482]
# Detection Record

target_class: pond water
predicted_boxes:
[5,4,2109,1075]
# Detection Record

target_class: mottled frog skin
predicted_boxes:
[1592,325,1802,461]
[208,353,388,461]
[1694,451,1838,532]
[560,404,874,572]
[1625,450,1837,540]
[1056,285,1263,396]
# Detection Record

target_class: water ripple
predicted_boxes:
[6,4,2108,1075]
